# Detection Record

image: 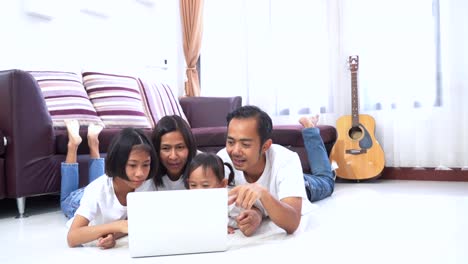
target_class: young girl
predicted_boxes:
[151,115,197,190]
[64,125,158,248]
[184,152,238,233]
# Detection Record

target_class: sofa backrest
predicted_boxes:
[179,96,242,128]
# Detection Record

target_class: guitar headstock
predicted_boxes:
[348,55,359,73]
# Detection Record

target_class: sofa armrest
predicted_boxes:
[0,129,6,156]
[179,96,242,128]
[0,69,56,197]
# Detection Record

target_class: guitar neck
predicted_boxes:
[351,70,359,127]
[349,55,360,127]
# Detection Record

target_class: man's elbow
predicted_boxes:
[285,217,301,234]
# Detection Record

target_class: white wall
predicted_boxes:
[0,0,186,95]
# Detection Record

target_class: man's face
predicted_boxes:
[226,117,267,176]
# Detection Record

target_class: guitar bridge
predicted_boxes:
[346,149,367,155]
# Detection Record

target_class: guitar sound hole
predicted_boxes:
[349,126,363,140]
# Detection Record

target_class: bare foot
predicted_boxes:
[299,114,319,128]
[65,120,82,147]
[88,123,104,158]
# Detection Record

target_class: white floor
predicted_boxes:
[1,180,467,264]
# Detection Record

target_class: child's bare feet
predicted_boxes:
[299,114,319,128]
[65,120,82,148]
[88,123,104,158]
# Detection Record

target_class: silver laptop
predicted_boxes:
[127,188,228,258]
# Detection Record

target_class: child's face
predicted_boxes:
[124,148,151,189]
[188,167,226,189]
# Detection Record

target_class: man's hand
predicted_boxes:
[236,208,262,237]
[228,183,266,210]
[97,233,116,249]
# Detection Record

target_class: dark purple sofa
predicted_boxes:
[0,69,336,217]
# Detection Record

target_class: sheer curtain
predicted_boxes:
[339,0,468,168]
[201,0,330,118]
[201,0,468,168]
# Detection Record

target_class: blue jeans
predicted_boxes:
[60,158,104,219]
[302,127,335,202]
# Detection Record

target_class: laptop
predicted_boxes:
[127,188,228,258]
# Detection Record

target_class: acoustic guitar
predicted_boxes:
[330,55,385,180]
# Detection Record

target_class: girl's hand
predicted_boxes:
[118,220,129,234]
[97,233,116,249]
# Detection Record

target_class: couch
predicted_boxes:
[0,69,336,217]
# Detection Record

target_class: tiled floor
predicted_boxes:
[1,180,467,264]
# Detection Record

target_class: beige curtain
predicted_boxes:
[180,0,204,97]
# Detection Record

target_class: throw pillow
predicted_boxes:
[138,78,189,127]
[82,72,152,129]
[29,71,104,128]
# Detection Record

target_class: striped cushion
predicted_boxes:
[139,78,189,127]
[82,72,152,129]
[29,71,104,128]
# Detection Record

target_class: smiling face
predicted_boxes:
[159,131,189,180]
[187,166,227,189]
[226,117,271,180]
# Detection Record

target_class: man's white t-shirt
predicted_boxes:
[67,175,156,227]
[218,144,310,217]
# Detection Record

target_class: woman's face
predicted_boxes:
[159,131,189,180]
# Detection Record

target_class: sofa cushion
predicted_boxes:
[29,71,104,128]
[82,72,152,129]
[138,78,189,128]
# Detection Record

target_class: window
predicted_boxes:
[342,0,440,110]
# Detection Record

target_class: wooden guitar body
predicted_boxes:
[330,114,385,180]
[330,55,385,181]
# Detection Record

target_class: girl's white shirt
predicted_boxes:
[66,175,156,228]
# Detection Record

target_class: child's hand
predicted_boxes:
[227,226,235,234]
[118,220,128,234]
[97,233,116,249]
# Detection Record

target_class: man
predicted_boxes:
[218,105,334,235]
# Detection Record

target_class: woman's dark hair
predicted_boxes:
[151,115,197,186]
[184,152,234,188]
[226,105,273,146]
[105,127,158,181]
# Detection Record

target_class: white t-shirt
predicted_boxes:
[156,175,186,191]
[218,144,309,217]
[67,175,156,227]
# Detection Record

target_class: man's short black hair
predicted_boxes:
[226,105,272,146]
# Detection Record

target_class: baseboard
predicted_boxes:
[380,167,468,182]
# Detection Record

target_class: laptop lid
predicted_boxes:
[127,188,228,258]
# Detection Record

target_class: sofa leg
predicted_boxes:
[15,197,29,218]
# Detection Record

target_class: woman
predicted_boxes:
[151,115,197,190]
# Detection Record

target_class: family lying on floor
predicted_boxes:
[61,105,335,249]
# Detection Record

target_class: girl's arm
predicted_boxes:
[67,215,128,248]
